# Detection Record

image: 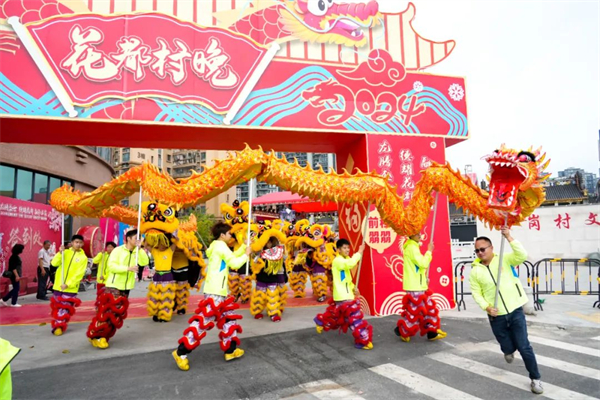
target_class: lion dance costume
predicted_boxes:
[173,238,248,370]
[87,243,149,349]
[221,200,253,303]
[142,202,206,322]
[314,250,373,349]
[250,226,288,322]
[295,221,336,302]
[49,246,88,335]
[394,237,446,342]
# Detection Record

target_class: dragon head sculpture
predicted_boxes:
[483,145,550,217]
[282,0,381,47]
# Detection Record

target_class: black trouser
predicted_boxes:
[137,265,145,282]
[2,280,20,305]
[37,267,50,299]
[49,266,58,289]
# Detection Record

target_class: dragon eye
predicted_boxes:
[225,213,232,220]
[236,208,243,215]
[517,153,533,162]
[313,230,322,237]
[307,0,328,16]
[163,207,174,217]
[148,203,157,211]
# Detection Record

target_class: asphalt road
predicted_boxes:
[12,316,600,400]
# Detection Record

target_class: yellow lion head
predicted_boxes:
[220,200,249,227]
[141,201,179,248]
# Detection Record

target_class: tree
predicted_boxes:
[188,211,218,249]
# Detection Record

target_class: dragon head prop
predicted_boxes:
[141,201,179,248]
[282,0,381,47]
[483,145,550,216]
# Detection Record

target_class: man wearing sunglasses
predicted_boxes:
[469,227,542,395]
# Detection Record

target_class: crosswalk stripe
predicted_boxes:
[428,352,598,400]
[370,363,483,400]
[485,347,600,381]
[529,336,600,357]
[591,336,600,341]
[299,379,366,400]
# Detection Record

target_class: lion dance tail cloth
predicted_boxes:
[314,298,373,349]
[309,262,328,300]
[147,272,176,322]
[50,291,82,333]
[229,271,252,303]
[277,274,288,315]
[177,294,243,355]
[175,282,191,314]
[87,288,129,342]
[396,290,441,339]
[289,265,308,298]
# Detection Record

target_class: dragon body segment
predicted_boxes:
[50,146,548,240]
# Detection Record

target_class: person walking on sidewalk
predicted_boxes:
[36,240,52,300]
[469,226,543,395]
[0,244,25,308]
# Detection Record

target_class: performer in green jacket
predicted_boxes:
[394,232,447,342]
[172,222,251,370]
[0,338,20,400]
[313,238,373,350]
[87,229,149,349]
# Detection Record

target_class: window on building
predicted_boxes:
[200,152,206,163]
[16,169,33,201]
[167,167,172,174]
[0,165,15,197]
[33,173,49,204]
[167,155,172,162]
[123,152,130,162]
[49,177,61,194]
[151,155,154,163]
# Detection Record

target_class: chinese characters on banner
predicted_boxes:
[362,208,398,254]
[366,136,454,312]
[25,13,270,112]
[0,196,61,293]
[526,212,600,230]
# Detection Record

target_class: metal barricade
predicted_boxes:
[453,260,532,312]
[531,258,600,311]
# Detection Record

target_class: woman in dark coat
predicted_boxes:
[1,244,25,307]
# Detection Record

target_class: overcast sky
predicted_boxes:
[391,0,600,180]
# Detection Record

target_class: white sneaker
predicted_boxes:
[0,299,7,307]
[504,353,515,364]
[531,379,543,394]
[10,303,22,308]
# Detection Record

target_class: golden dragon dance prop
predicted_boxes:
[50,145,549,234]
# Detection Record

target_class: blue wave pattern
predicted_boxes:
[154,66,335,126]
[0,73,119,118]
[0,70,467,137]
[404,87,468,136]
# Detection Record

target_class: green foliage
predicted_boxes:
[189,211,218,248]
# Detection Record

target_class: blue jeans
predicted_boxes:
[489,307,541,379]
[2,280,20,305]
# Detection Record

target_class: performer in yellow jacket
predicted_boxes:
[0,338,20,400]
[394,232,447,342]
[314,239,373,350]
[87,229,149,349]
[49,234,88,336]
[91,241,116,309]
[172,222,251,370]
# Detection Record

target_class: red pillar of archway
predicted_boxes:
[335,134,455,316]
